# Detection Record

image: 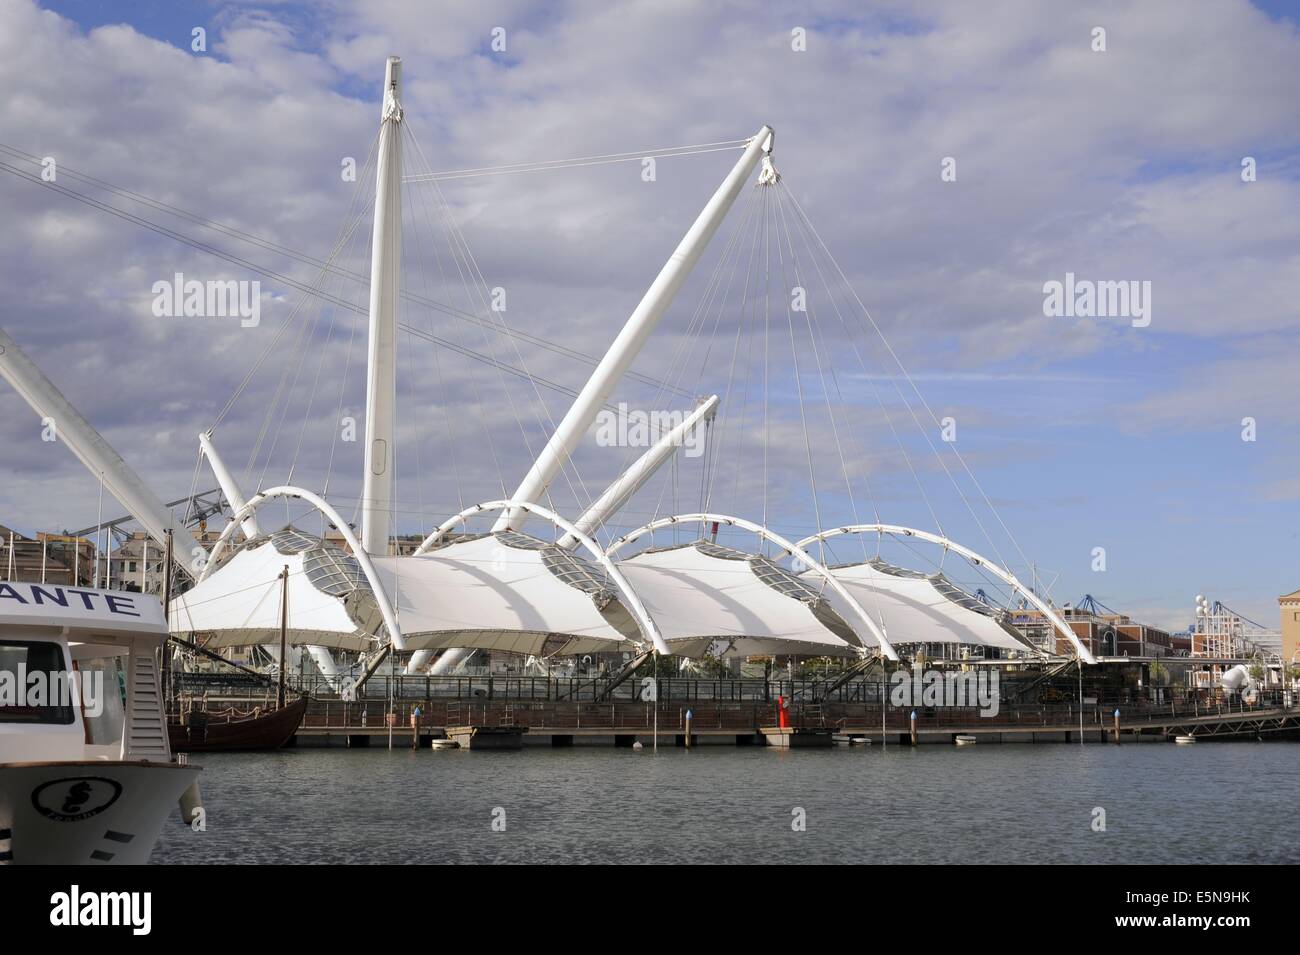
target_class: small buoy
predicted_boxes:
[632,740,644,751]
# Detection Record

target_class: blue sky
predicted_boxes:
[1,0,1298,632]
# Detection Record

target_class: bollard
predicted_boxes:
[910,709,918,746]
[179,778,203,827]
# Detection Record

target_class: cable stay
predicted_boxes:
[0,146,694,402]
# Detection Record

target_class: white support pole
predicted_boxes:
[361,55,404,556]
[199,430,261,540]
[494,126,774,532]
[407,645,476,678]
[305,645,342,691]
[557,395,719,549]
[430,647,474,676]
[0,326,206,566]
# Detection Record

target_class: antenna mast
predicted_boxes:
[361,56,404,555]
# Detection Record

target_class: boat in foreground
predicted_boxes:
[0,582,199,864]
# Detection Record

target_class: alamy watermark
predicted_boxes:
[1043,272,1150,327]
[890,664,1000,717]
[0,665,103,717]
[50,885,150,935]
[152,272,261,328]
[594,402,707,457]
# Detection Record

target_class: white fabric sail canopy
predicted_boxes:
[169,533,373,650]
[806,561,1031,653]
[613,541,865,657]
[371,533,632,657]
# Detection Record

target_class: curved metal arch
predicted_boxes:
[605,513,899,661]
[412,499,670,656]
[197,485,404,651]
[793,524,1098,665]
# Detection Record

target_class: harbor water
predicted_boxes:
[153,743,1300,864]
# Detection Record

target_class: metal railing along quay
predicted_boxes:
[295,690,1292,735]
[202,673,1291,711]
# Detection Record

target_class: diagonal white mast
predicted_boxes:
[493,126,774,532]
[199,429,260,539]
[0,326,207,566]
[361,55,404,555]
[557,394,719,549]
[412,129,770,677]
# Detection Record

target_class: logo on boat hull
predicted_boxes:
[31,776,123,822]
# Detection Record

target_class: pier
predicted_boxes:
[285,691,1300,748]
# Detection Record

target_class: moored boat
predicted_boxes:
[166,634,308,752]
[170,695,306,752]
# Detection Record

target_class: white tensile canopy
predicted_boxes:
[169,532,373,651]
[613,541,866,657]
[371,532,632,657]
[805,560,1031,653]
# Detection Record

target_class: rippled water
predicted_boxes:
[152,741,1300,864]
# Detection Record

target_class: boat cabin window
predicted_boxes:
[0,639,75,725]
[77,655,127,746]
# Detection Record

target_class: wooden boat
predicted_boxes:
[170,695,306,752]
[166,628,307,752]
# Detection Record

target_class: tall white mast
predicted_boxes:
[0,326,207,565]
[361,55,404,556]
[494,126,774,532]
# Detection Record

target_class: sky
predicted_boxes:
[0,0,1297,632]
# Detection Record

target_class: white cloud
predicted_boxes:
[0,0,1296,622]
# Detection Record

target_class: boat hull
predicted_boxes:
[169,696,306,752]
[0,760,199,865]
